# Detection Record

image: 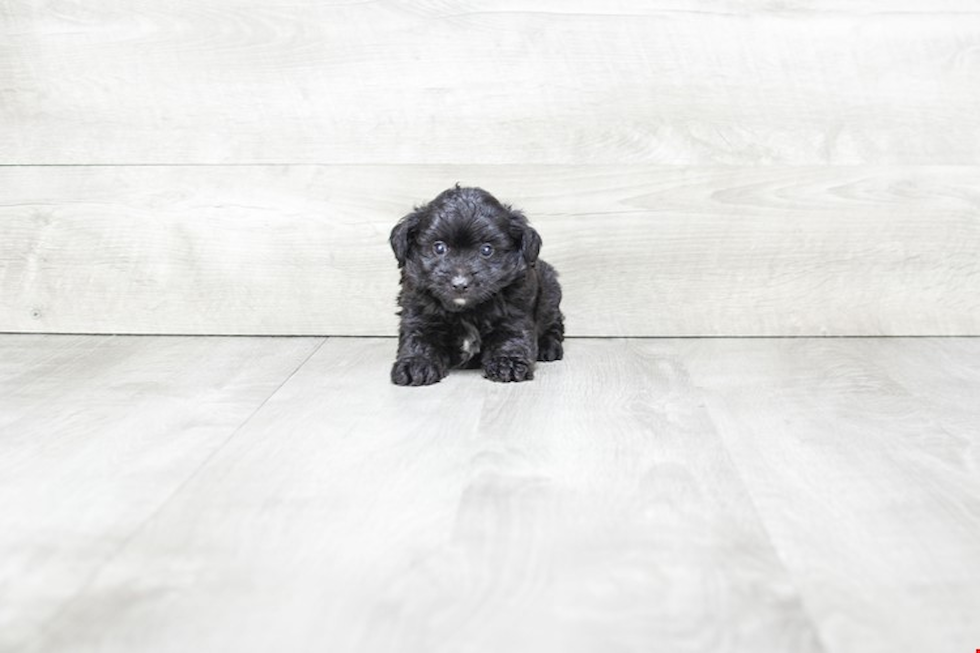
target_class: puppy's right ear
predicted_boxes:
[390,207,425,268]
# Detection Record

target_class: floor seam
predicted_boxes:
[694,387,836,653]
[26,336,328,650]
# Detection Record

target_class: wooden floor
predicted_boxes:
[1,335,978,653]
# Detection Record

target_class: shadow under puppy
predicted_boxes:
[390,186,564,385]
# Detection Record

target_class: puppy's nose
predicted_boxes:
[451,275,470,292]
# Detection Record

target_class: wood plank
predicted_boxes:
[2,165,978,336]
[0,334,322,653]
[2,1,979,164]
[682,338,980,653]
[25,338,823,653]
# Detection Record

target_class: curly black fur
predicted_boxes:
[389,186,564,385]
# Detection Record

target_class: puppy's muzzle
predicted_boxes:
[450,274,472,307]
[451,275,470,292]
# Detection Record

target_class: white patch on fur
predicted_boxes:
[453,297,467,306]
[458,320,481,365]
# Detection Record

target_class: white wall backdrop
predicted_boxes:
[1,0,978,335]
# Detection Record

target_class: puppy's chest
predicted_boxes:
[451,319,482,367]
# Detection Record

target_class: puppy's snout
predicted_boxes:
[451,275,470,292]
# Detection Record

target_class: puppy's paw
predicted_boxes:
[391,357,446,386]
[537,337,563,362]
[484,356,534,383]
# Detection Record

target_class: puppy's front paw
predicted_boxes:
[538,336,563,362]
[391,357,446,386]
[484,356,534,383]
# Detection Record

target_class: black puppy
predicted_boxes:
[389,186,564,385]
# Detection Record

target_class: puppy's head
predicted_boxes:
[390,186,541,312]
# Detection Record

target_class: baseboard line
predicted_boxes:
[0,332,977,339]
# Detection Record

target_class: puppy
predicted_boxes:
[389,185,564,385]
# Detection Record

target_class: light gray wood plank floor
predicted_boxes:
[1,336,977,653]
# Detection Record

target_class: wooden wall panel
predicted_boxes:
[2,1,978,335]
[2,165,977,336]
[1,0,979,165]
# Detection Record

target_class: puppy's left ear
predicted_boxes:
[390,206,425,268]
[509,208,541,264]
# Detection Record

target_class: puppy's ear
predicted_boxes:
[390,206,425,267]
[508,208,541,264]
[521,224,542,264]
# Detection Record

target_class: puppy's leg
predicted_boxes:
[537,321,564,362]
[391,323,451,387]
[482,323,537,383]
[391,345,449,386]
[535,261,565,362]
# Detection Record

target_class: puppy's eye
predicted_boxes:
[479,244,494,257]
[433,241,448,256]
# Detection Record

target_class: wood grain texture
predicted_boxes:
[19,337,822,653]
[0,334,322,653]
[683,338,980,653]
[2,165,978,336]
[1,0,979,164]
[8,335,980,652]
